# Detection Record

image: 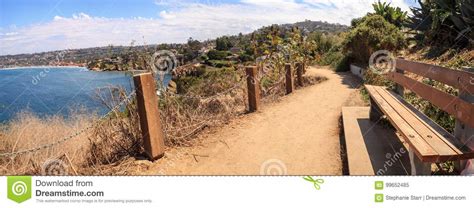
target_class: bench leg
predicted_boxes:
[408,147,431,175]
[454,115,474,173]
[369,97,383,122]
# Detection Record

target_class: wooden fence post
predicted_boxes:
[133,72,165,161]
[246,66,260,112]
[454,67,474,172]
[285,63,294,94]
[296,62,304,87]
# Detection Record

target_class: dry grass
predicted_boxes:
[260,66,328,102]
[85,87,144,173]
[0,86,144,176]
[0,110,94,175]
[159,77,247,146]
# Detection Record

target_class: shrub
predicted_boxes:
[207,50,231,60]
[200,54,209,61]
[363,68,395,87]
[175,75,202,94]
[315,35,351,72]
[174,67,239,95]
[409,0,474,48]
[350,17,364,28]
[238,53,253,62]
[343,15,406,65]
[405,92,456,132]
[333,54,351,72]
[206,60,235,68]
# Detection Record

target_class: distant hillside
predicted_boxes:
[0,20,348,69]
[0,45,160,68]
[281,20,348,34]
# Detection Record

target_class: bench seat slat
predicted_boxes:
[365,85,438,161]
[382,87,474,161]
[366,85,474,162]
[373,87,461,159]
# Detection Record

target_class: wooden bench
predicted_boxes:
[365,59,474,175]
[342,107,411,175]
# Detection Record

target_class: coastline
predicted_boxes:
[0,65,87,70]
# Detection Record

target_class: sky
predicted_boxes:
[0,0,419,55]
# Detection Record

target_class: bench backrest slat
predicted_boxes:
[396,58,474,94]
[387,72,474,128]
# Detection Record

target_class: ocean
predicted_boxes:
[0,67,171,122]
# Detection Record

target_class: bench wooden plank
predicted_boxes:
[396,58,474,94]
[387,72,474,128]
[342,107,410,175]
[372,87,461,161]
[365,85,439,161]
[382,88,474,161]
[342,107,376,175]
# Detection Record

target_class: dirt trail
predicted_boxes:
[151,66,363,175]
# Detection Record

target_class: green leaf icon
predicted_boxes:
[7,176,32,203]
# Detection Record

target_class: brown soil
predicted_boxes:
[143,66,363,175]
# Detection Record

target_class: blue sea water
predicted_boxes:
[0,67,171,122]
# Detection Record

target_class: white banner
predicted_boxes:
[1,176,472,207]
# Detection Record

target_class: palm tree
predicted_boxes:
[372,0,408,28]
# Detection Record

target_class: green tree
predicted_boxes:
[216,36,233,51]
[183,37,202,62]
[344,15,406,64]
[372,1,408,28]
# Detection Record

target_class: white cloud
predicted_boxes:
[53,16,65,21]
[159,11,176,19]
[72,12,92,20]
[4,32,18,36]
[0,0,410,55]
[241,0,300,8]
